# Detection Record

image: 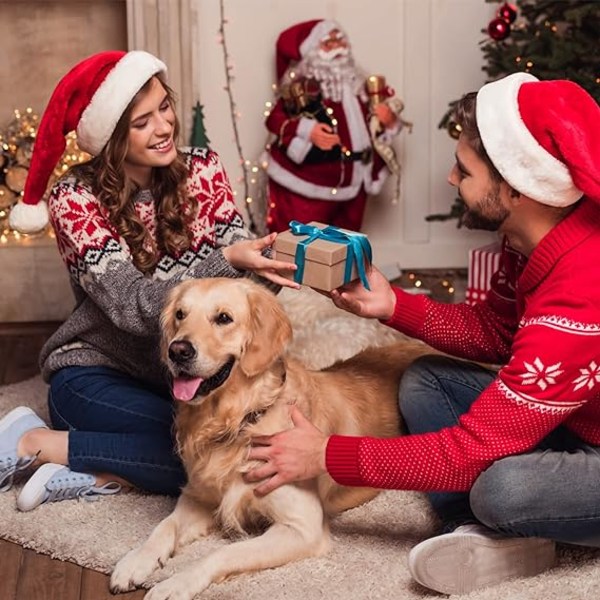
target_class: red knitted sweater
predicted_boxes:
[326,199,600,492]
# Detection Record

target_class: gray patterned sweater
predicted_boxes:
[40,147,250,386]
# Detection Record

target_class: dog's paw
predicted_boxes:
[145,573,208,600]
[110,546,171,593]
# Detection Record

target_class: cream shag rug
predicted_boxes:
[1,287,599,599]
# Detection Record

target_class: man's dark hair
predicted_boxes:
[454,92,503,183]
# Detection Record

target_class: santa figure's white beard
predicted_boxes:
[296,48,366,102]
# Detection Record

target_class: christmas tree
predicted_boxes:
[190,102,211,149]
[429,0,600,224]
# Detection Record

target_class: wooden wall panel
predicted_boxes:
[0,1,127,125]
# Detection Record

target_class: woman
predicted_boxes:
[0,50,297,511]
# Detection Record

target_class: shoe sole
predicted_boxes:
[17,462,65,512]
[409,533,556,595]
[0,407,38,436]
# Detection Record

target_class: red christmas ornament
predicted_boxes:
[488,17,511,41]
[498,2,518,24]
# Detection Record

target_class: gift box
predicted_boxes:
[466,241,502,305]
[273,221,372,292]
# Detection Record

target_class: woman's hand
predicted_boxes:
[330,265,396,320]
[223,232,300,289]
[244,406,329,496]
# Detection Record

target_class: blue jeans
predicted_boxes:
[48,366,186,496]
[399,355,600,547]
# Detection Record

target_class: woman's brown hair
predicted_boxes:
[71,75,193,273]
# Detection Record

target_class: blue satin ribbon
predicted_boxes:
[288,221,372,290]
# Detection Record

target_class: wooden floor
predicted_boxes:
[0,323,145,600]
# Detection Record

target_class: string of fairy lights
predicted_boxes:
[213,9,458,300]
[214,6,406,235]
[216,0,276,235]
[5,3,592,299]
[0,108,88,244]
[217,0,257,233]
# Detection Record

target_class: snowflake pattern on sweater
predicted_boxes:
[51,147,246,285]
[326,200,600,492]
[40,147,250,385]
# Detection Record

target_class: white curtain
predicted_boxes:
[126,0,198,141]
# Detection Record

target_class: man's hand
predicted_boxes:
[330,265,397,320]
[310,123,341,150]
[222,232,300,288]
[244,406,329,496]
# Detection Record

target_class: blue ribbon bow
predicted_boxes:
[288,221,372,290]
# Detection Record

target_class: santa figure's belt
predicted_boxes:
[342,147,373,164]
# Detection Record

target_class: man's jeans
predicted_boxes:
[399,355,600,547]
[49,366,186,495]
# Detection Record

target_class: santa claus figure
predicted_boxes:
[265,19,406,233]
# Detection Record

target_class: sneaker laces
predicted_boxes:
[45,475,121,504]
[0,454,38,492]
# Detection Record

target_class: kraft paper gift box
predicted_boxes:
[273,221,372,292]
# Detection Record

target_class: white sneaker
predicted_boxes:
[408,524,556,595]
[0,406,47,492]
[17,463,121,512]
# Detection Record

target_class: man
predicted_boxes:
[247,72,600,594]
[265,19,403,233]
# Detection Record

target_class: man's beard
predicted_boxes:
[299,48,364,102]
[459,185,509,231]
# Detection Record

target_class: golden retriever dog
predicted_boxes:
[110,277,430,599]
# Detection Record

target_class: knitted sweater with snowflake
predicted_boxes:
[40,147,250,386]
[327,199,600,492]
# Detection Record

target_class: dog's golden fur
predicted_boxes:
[111,278,430,599]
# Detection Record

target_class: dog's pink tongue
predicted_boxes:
[173,377,203,402]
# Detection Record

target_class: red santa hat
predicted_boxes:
[275,19,343,81]
[476,72,600,207]
[9,50,166,234]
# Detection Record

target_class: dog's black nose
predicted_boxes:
[168,340,196,364]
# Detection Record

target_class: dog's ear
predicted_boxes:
[240,286,293,377]
[159,284,186,363]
